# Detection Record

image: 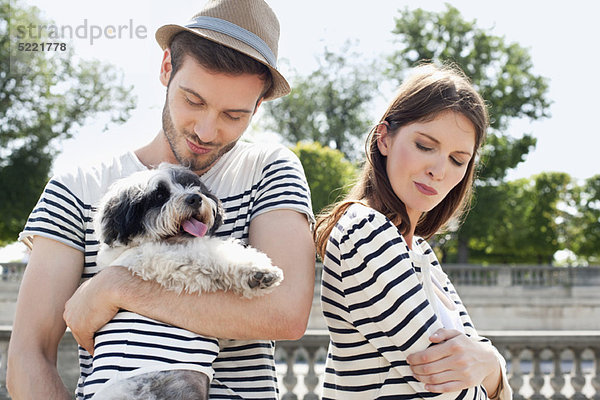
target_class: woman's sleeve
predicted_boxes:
[337,211,445,392]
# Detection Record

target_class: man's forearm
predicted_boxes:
[65,210,316,346]
[7,354,72,400]
[110,264,311,339]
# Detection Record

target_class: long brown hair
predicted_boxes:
[315,63,489,259]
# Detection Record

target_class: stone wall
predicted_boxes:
[3,263,600,330]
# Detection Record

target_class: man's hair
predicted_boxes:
[168,31,274,99]
[315,63,489,259]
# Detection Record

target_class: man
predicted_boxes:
[7,1,316,399]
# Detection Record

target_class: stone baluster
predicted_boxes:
[571,347,589,400]
[508,346,526,400]
[302,345,320,400]
[281,346,299,400]
[591,347,600,400]
[0,340,8,399]
[550,347,567,400]
[530,349,546,400]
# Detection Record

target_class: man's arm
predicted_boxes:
[64,209,315,354]
[7,236,83,400]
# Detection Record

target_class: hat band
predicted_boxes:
[185,16,277,68]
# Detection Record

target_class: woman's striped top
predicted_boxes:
[320,203,510,400]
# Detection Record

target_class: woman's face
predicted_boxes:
[377,110,476,226]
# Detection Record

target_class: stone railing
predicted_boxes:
[1,327,599,399]
[5,262,600,287]
[276,330,600,400]
[0,264,25,283]
[443,264,600,288]
[313,263,600,289]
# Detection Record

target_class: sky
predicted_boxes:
[2,0,599,261]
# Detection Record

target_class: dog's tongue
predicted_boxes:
[182,218,208,237]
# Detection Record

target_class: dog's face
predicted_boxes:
[96,163,224,247]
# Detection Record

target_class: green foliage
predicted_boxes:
[387,5,550,183]
[570,175,600,263]
[291,142,357,215]
[386,5,552,262]
[263,44,378,160]
[0,0,136,244]
[454,173,574,264]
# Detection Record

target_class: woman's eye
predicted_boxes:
[416,142,432,152]
[451,157,465,167]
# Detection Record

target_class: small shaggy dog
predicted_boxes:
[87,163,283,399]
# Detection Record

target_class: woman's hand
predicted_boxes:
[63,266,129,355]
[407,328,502,394]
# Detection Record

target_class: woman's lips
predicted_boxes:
[414,182,438,196]
[186,139,211,155]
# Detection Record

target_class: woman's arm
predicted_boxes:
[409,272,512,399]
[334,206,501,397]
[407,328,505,397]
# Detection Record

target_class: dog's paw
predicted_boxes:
[241,266,283,297]
[248,269,282,289]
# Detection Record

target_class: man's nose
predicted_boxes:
[193,113,218,143]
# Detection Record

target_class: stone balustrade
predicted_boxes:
[275,330,600,400]
[443,264,600,288]
[1,327,599,399]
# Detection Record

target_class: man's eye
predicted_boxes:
[225,113,241,121]
[185,97,202,106]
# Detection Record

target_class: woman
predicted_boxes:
[315,64,511,399]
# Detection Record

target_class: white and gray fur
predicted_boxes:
[91,163,283,399]
[95,163,283,298]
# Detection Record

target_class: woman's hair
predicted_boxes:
[168,31,274,99]
[315,63,489,259]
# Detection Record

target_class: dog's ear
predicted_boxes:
[206,192,224,236]
[99,188,146,246]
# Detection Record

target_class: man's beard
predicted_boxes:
[161,97,237,174]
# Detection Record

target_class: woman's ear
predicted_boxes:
[376,121,390,156]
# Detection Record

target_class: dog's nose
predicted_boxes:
[185,194,202,208]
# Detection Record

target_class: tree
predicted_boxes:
[386,5,551,262]
[571,175,600,263]
[0,0,136,244]
[291,142,357,215]
[465,173,573,265]
[262,43,378,160]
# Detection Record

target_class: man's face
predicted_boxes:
[160,53,265,174]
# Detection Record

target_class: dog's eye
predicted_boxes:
[153,182,170,203]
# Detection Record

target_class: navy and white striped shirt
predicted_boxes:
[320,203,509,400]
[20,141,314,400]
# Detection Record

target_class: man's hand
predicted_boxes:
[407,328,502,394]
[63,266,126,355]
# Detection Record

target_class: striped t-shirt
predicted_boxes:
[19,141,314,400]
[320,203,509,400]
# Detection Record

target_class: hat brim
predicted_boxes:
[155,24,290,101]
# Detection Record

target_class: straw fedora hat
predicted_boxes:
[155,0,290,101]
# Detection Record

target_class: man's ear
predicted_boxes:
[159,48,173,87]
[253,97,264,115]
[376,122,390,156]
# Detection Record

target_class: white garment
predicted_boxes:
[409,249,465,334]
